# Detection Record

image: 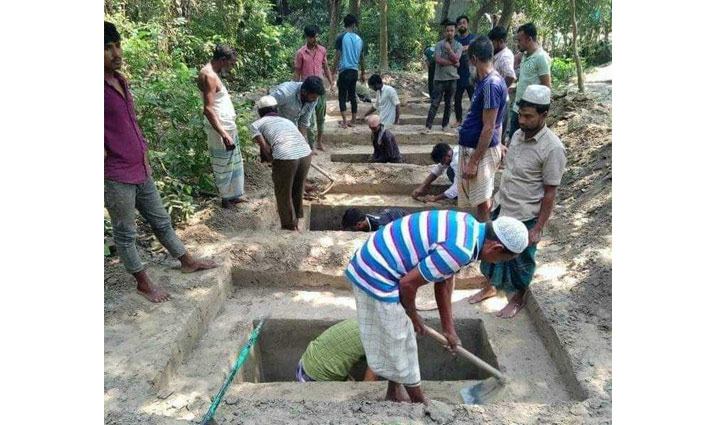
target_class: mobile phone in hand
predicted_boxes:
[226,143,236,151]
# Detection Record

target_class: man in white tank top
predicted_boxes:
[197,44,246,208]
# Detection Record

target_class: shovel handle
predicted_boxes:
[423,325,506,382]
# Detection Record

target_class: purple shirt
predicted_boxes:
[104,73,151,184]
[458,70,508,149]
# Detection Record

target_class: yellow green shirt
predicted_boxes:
[300,319,365,381]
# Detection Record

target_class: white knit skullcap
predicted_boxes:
[257,95,277,109]
[521,84,551,105]
[492,216,529,254]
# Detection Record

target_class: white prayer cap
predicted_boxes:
[367,114,380,127]
[491,216,529,254]
[521,84,551,105]
[257,95,278,109]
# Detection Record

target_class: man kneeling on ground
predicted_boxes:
[297,318,379,383]
[342,207,408,232]
[367,114,402,163]
[346,210,528,403]
[411,143,459,203]
[249,95,312,231]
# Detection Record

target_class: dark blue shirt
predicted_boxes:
[458,70,508,149]
[454,33,476,87]
[367,208,408,231]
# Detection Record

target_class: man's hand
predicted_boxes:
[423,194,440,203]
[412,187,425,198]
[528,227,542,246]
[406,309,426,336]
[442,329,461,355]
[360,72,366,83]
[462,159,479,180]
[221,132,235,151]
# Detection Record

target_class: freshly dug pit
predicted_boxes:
[308,203,474,231]
[244,318,497,383]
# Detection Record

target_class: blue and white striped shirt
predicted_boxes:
[345,210,486,302]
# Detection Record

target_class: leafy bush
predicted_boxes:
[551,57,577,85]
[580,40,611,66]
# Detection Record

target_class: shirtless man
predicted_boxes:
[197,45,247,208]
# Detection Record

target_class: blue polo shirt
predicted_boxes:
[335,31,364,72]
[458,70,508,149]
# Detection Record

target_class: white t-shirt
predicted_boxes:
[374,84,401,127]
[493,47,516,101]
[430,145,459,199]
[248,115,311,160]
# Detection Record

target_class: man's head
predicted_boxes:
[431,143,453,166]
[488,26,508,54]
[367,114,381,132]
[257,95,278,117]
[479,216,529,263]
[342,208,368,231]
[442,20,456,41]
[456,15,469,35]
[517,84,550,133]
[367,74,383,92]
[104,21,122,72]
[212,44,238,73]
[467,36,494,68]
[343,13,358,29]
[304,25,320,46]
[300,76,326,103]
[516,22,537,52]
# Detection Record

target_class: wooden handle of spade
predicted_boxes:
[423,325,507,382]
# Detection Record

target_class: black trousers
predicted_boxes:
[454,84,474,122]
[337,69,358,114]
[426,80,457,129]
[427,62,435,96]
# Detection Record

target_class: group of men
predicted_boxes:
[105,15,567,407]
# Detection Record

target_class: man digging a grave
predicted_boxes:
[346,210,528,403]
[468,85,567,319]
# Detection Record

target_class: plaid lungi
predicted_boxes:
[205,127,245,201]
[352,285,421,386]
[457,144,503,207]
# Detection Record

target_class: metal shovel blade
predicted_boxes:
[460,377,506,405]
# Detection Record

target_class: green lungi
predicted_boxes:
[480,208,538,293]
[308,93,327,145]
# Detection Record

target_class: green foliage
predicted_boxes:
[551,57,577,85]
[580,40,611,66]
[105,244,111,257]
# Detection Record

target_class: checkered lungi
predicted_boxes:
[457,143,503,207]
[352,285,421,386]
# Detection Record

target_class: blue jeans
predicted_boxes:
[104,177,187,273]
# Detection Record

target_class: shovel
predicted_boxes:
[423,324,507,404]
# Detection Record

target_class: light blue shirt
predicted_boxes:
[269,82,318,128]
[335,31,364,72]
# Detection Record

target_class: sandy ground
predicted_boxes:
[104,66,612,424]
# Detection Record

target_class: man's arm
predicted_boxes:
[364,106,377,117]
[394,104,400,124]
[293,67,301,82]
[332,50,341,77]
[529,185,557,245]
[359,45,366,82]
[504,76,515,88]
[399,267,429,334]
[412,172,439,198]
[539,74,551,88]
[434,276,459,350]
[252,134,273,163]
[323,56,335,89]
[435,51,455,66]
[462,108,497,179]
[200,73,233,147]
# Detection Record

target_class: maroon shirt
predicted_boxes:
[104,73,151,184]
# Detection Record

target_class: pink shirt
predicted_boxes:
[295,44,328,81]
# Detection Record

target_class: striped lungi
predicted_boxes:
[457,143,503,207]
[205,127,245,201]
[352,285,421,386]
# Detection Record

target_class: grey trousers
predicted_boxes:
[272,155,312,230]
[104,177,187,274]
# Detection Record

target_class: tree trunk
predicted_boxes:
[498,0,515,31]
[471,1,495,34]
[350,0,361,19]
[440,0,451,22]
[380,0,389,71]
[328,0,343,49]
[570,0,585,92]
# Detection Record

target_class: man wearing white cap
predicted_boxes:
[469,84,567,319]
[367,114,402,163]
[346,210,528,403]
[248,95,312,231]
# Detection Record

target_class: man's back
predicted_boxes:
[375,85,400,127]
[336,31,364,72]
[300,319,365,381]
[346,210,486,302]
[366,207,408,231]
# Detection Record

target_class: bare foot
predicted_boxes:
[338,121,350,129]
[468,284,497,304]
[316,143,326,152]
[180,257,218,274]
[385,382,408,402]
[451,121,462,128]
[137,283,172,303]
[231,195,249,204]
[496,290,528,319]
